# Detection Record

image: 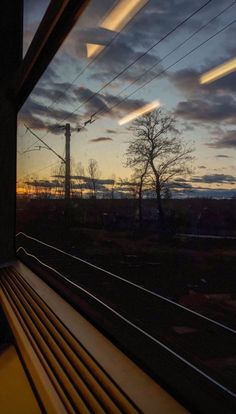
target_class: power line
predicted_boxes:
[18,19,235,191]
[23,125,66,163]
[28,0,213,146]
[17,161,61,182]
[92,1,235,119]
[56,0,213,125]
[20,138,42,155]
[94,18,236,121]
[18,126,29,138]
[44,1,151,113]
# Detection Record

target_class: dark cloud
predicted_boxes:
[207,130,236,149]
[169,68,236,97]
[90,137,113,143]
[69,86,146,120]
[192,174,236,184]
[71,0,212,86]
[106,129,117,134]
[174,95,236,124]
[19,80,146,136]
[25,180,62,188]
[215,154,231,158]
[22,0,236,136]
[168,180,192,190]
[170,61,236,125]
[173,178,189,182]
[53,175,115,185]
[198,165,206,169]
[88,39,160,85]
[19,97,81,134]
[34,82,75,104]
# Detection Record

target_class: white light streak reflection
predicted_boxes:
[118,100,161,125]
[100,0,149,32]
[199,57,236,84]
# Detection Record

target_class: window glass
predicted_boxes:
[23,0,51,56]
[17,0,236,407]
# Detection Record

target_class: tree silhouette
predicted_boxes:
[125,109,194,225]
[87,159,101,199]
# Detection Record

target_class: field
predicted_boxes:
[16,197,236,328]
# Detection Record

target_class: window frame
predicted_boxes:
[13,2,236,413]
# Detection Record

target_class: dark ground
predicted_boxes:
[15,197,236,413]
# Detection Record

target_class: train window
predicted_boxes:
[16,0,236,410]
[23,0,51,56]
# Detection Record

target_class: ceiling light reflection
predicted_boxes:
[118,100,161,125]
[100,0,149,32]
[199,57,236,84]
[86,43,105,58]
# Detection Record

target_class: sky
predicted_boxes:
[17,0,236,198]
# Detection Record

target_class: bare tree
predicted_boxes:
[75,162,85,198]
[87,159,101,199]
[51,162,65,198]
[117,177,139,199]
[125,109,194,225]
[130,162,150,227]
[110,174,116,199]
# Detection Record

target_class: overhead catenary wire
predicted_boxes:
[23,125,66,163]
[17,161,61,183]
[91,1,236,120]
[53,0,213,126]
[24,0,213,148]
[20,138,44,155]
[94,18,236,122]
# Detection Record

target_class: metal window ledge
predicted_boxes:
[0,261,187,413]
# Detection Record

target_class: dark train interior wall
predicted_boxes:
[0,1,23,263]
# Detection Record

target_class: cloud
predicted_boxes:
[215,154,231,158]
[170,63,236,125]
[191,174,236,184]
[174,95,236,124]
[89,137,113,143]
[25,180,63,188]
[34,82,75,105]
[106,129,117,134]
[19,96,82,134]
[198,165,206,169]
[75,85,147,120]
[21,0,236,137]
[169,68,236,97]
[88,39,160,85]
[207,130,236,149]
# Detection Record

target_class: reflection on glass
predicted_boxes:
[86,43,105,58]
[17,0,236,401]
[118,100,161,125]
[200,57,236,84]
[100,0,149,32]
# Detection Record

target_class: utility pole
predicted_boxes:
[64,123,71,201]
[24,123,72,201]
